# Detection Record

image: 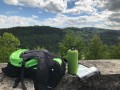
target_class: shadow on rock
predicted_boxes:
[56,74,120,90]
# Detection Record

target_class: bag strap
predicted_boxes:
[21,60,27,90]
[13,60,27,90]
[13,78,21,88]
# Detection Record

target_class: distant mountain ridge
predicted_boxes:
[0,26,120,50]
[65,27,120,45]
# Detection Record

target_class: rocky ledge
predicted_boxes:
[1,60,120,90]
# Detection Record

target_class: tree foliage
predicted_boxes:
[109,43,120,59]
[0,26,65,51]
[0,32,20,62]
[1,26,120,60]
[58,32,84,59]
[85,35,106,59]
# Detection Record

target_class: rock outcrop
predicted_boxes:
[1,60,120,90]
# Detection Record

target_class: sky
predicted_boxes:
[0,0,120,29]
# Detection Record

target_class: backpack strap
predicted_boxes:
[20,60,27,90]
[13,59,27,90]
[13,78,21,88]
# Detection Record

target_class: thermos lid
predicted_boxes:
[71,46,76,50]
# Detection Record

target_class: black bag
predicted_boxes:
[2,50,66,90]
[21,50,66,90]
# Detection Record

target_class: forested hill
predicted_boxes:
[65,27,120,45]
[0,26,65,51]
[0,26,120,51]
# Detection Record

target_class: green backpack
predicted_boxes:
[9,49,38,68]
[2,49,65,90]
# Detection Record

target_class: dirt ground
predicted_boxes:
[1,60,120,90]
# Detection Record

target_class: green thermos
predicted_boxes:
[67,46,78,75]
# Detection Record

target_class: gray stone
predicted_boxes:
[1,60,120,90]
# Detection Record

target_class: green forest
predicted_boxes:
[0,26,120,62]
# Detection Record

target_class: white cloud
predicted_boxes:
[41,10,120,29]
[1,0,119,29]
[0,12,120,29]
[42,13,109,28]
[3,0,18,5]
[2,0,120,29]
[0,14,105,29]
[64,0,105,14]
[3,0,67,13]
[3,0,106,14]
[104,12,120,29]
[100,0,120,29]
[5,11,19,14]
[32,15,38,19]
[0,15,41,28]
[105,0,120,11]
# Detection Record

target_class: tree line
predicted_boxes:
[59,32,120,60]
[0,30,120,62]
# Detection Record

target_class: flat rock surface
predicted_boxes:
[1,60,120,90]
[79,60,120,75]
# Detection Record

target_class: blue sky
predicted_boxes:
[0,0,120,29]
